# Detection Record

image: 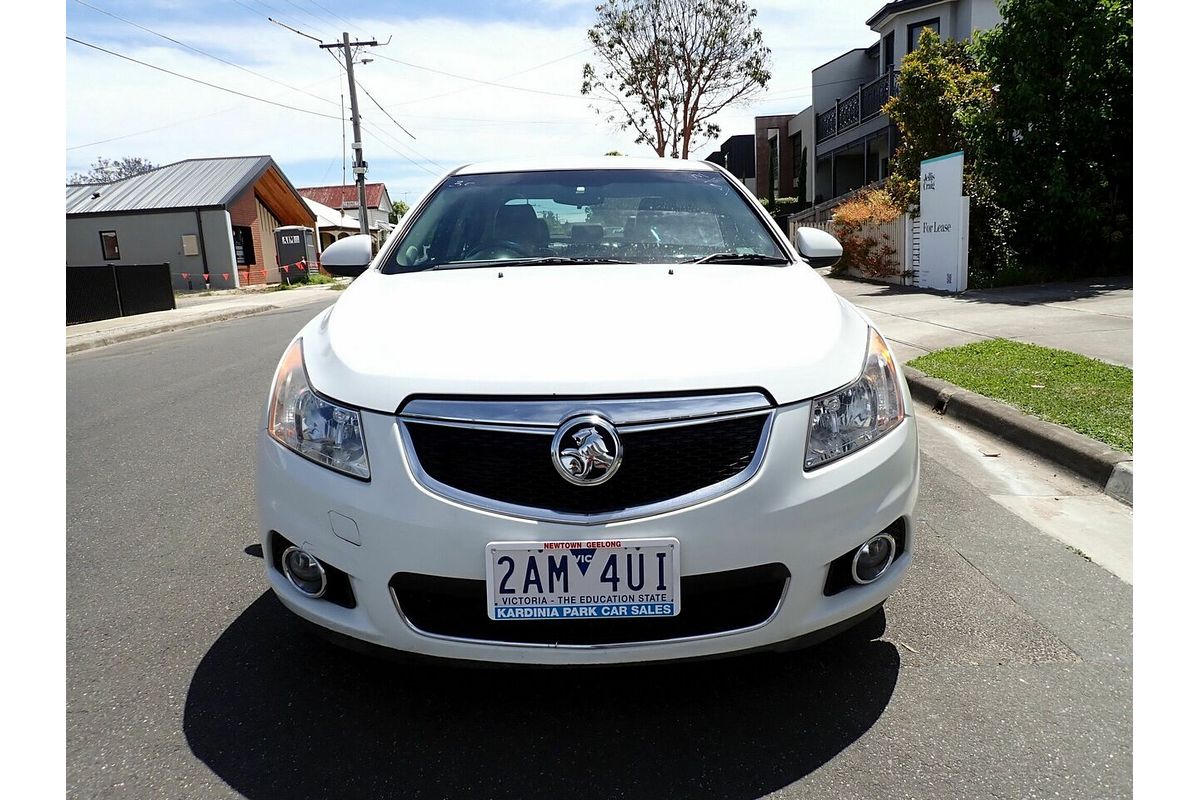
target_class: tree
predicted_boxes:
[882,29,1012,284]
[581,0,771,158]
[882,30,994,208]
[68,156,158,185]
[971,0,1132,275]
[389,200,409,225]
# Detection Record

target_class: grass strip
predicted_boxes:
[908,339,1132,452]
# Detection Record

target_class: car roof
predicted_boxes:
[453,156,721,176]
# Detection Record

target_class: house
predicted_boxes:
[755,0,1000,210]
[66,155,315,290]
[304,198,364,252]
[296,183,394,250]
[704,134,756,192]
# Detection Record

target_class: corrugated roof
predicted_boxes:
[304,198,359,229]
[298,183,387,210]
[65,156,272,214]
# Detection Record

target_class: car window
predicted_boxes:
[383,169,784,271]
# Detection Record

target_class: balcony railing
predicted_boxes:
[816,71,898,144]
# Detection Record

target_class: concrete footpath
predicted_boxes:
[823,273,1132,367]
[822,273,1134,503]
[66,283,344,354]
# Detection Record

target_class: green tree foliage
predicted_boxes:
[582,0,771,158]
[883,30,993,208]
[68,156,158,185]
[389,200,409,225]
[971,0,1132,275]
[883,29,1011,284]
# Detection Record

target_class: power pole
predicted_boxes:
[321,33,377,237]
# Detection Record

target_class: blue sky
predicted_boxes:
[65,0,888,202]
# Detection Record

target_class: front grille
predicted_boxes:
[404,413,768,518]
[390,564,789,645]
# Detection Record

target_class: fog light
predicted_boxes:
[851,533,896,585]
[282,546,327,598]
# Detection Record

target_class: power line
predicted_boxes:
[279,0,331,33]
[392,46,597,106]
[355,77,416,139]
[302,0,365,38]
[72,0,340,109]
[318,48,416,141]
[369,51,609,104]
[66,36,345,121]
[231,0,311,37]
[357,118,442,176]
[66,74,341,150]
[316,48,438,174]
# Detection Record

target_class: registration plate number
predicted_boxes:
[484,538,680,621]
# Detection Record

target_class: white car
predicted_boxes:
[257,157,918,665]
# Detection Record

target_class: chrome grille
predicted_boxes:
[398,393,774,523]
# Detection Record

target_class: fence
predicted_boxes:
[67,263,175,325]
[790,214,917,286]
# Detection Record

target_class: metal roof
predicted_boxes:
[298,183,389,210]
[65,156,273,215]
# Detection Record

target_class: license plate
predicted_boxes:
[485,538,680,621]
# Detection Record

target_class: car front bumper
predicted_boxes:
[256,400,919,665]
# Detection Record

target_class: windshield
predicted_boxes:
[381,169,787,272]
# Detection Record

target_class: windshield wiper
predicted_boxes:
[683,252,790,265]
[428,256,633,271]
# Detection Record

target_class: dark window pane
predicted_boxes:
[100,230,120,260]
[232,226,255,265]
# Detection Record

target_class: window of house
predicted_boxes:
[100,230,120,260]
[792,132,805,199]
[908,18,940,53]
[232,226,255,265]
[768,129,780,196]
[884,32,895,71]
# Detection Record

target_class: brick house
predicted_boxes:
[297,183,394,250]
[66,156,315,290]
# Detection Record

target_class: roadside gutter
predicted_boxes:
[903,365,1133,506]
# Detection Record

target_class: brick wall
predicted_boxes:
[228,189,268,285]
[754,115,797,200]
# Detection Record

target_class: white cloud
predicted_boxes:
[65,1,885,197]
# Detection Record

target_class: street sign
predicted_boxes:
[916,151,969,293]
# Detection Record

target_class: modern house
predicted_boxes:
[66,156,315,290]
[755,0,1000,212]
[296,183,394,250]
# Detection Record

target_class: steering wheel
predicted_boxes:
[464,240,529,260]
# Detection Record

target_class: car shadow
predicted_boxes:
[184,592,899,800]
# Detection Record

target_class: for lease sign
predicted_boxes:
[916,151,969,293]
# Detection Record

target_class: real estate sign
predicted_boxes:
[915,151,969,293]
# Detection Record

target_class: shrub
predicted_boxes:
[830,189,903,278]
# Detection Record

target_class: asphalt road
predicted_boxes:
[66,297,1131,800]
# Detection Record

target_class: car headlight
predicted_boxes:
[267,338,370,480]
[805,328,905,469]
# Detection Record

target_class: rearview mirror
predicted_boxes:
[320,235,373,277]
[794,227,842,269]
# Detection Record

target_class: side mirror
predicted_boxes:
[320,235,373,277]
[794,227,842,269]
